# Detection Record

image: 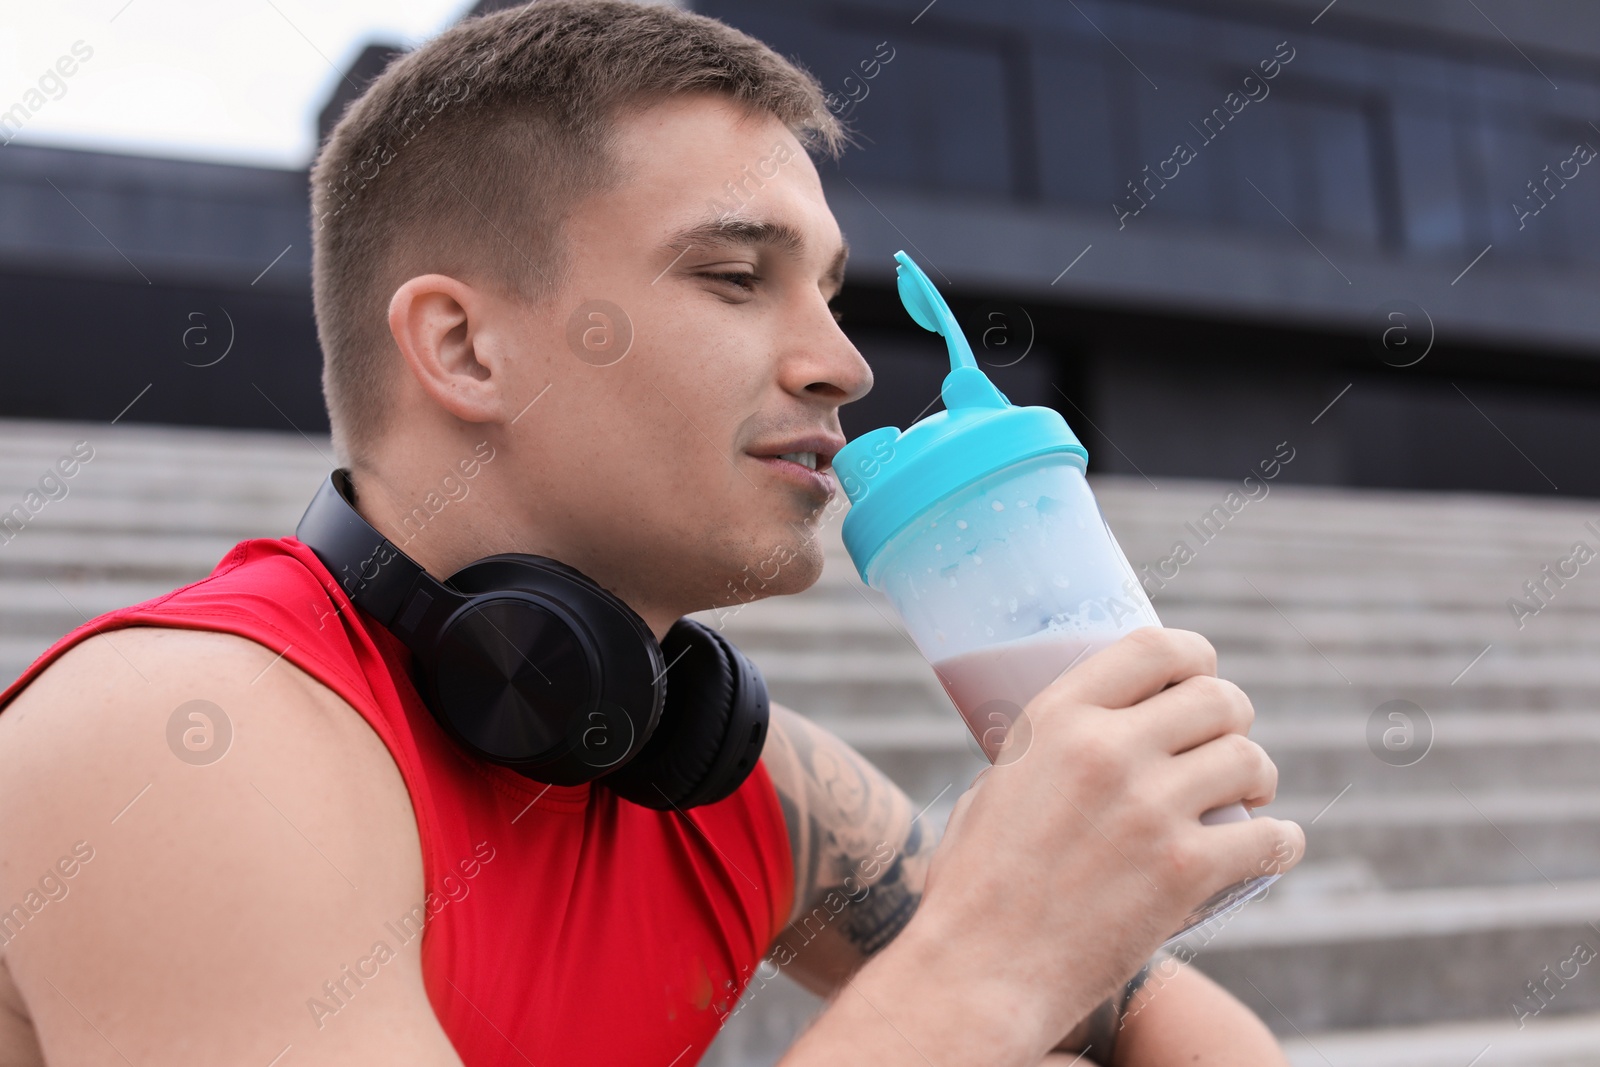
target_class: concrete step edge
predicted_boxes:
[1281,1009,1600,1067]
[1203,877,1600,949]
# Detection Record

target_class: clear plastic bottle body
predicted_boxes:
[863,453,1276,943]
[866,454,1156,661]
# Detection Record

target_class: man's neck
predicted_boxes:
[344,464,679,643]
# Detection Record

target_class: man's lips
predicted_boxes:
[744,432,846,472]
[742,432,845,498]
[748,453,838,497]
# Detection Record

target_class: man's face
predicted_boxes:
[495,93,872,623]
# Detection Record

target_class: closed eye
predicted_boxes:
[702,271,758,292]
[701,268,843,322]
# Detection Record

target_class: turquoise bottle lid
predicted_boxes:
[835,251,1089,584]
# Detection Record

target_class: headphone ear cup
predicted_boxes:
[426,556,664,785]
[602,618,770,811]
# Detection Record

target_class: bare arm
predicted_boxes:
[1111,957,1290,1066]
[767,627,1304,1066]
[761,703,1153,1061]
[0,627,463,1066]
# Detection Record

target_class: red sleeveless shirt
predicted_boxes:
[0,537,794,1066]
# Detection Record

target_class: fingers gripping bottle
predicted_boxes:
[833,251,1277,942]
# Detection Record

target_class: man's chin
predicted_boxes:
[703,533,825,612]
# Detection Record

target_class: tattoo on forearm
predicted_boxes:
[765,707,935,964]
[838,848,918,955]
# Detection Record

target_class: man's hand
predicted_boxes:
[780,626,1304,1066]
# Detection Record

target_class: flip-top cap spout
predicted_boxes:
[833,251,1090,583]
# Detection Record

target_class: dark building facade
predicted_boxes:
[4,0,1598,496]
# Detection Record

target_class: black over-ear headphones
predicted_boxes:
[294,469,770,810]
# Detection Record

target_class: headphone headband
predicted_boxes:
[296,469,442,631]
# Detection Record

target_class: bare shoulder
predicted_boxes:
[760,703,935,993]
[0,626,462,1065]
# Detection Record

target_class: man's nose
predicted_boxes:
[796,310,873,406]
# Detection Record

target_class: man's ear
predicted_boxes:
[387,274,506,424]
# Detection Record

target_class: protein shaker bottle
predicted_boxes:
[833,251,1277,942]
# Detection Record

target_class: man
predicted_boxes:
[0,3,1303,1064]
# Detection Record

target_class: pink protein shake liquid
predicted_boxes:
[932,627,1250,825]
[932,628,1112,761]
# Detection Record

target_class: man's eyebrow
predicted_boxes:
[659,216,850,291]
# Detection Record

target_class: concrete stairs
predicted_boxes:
[6,417,1600,1065]
[0,418,331,678]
